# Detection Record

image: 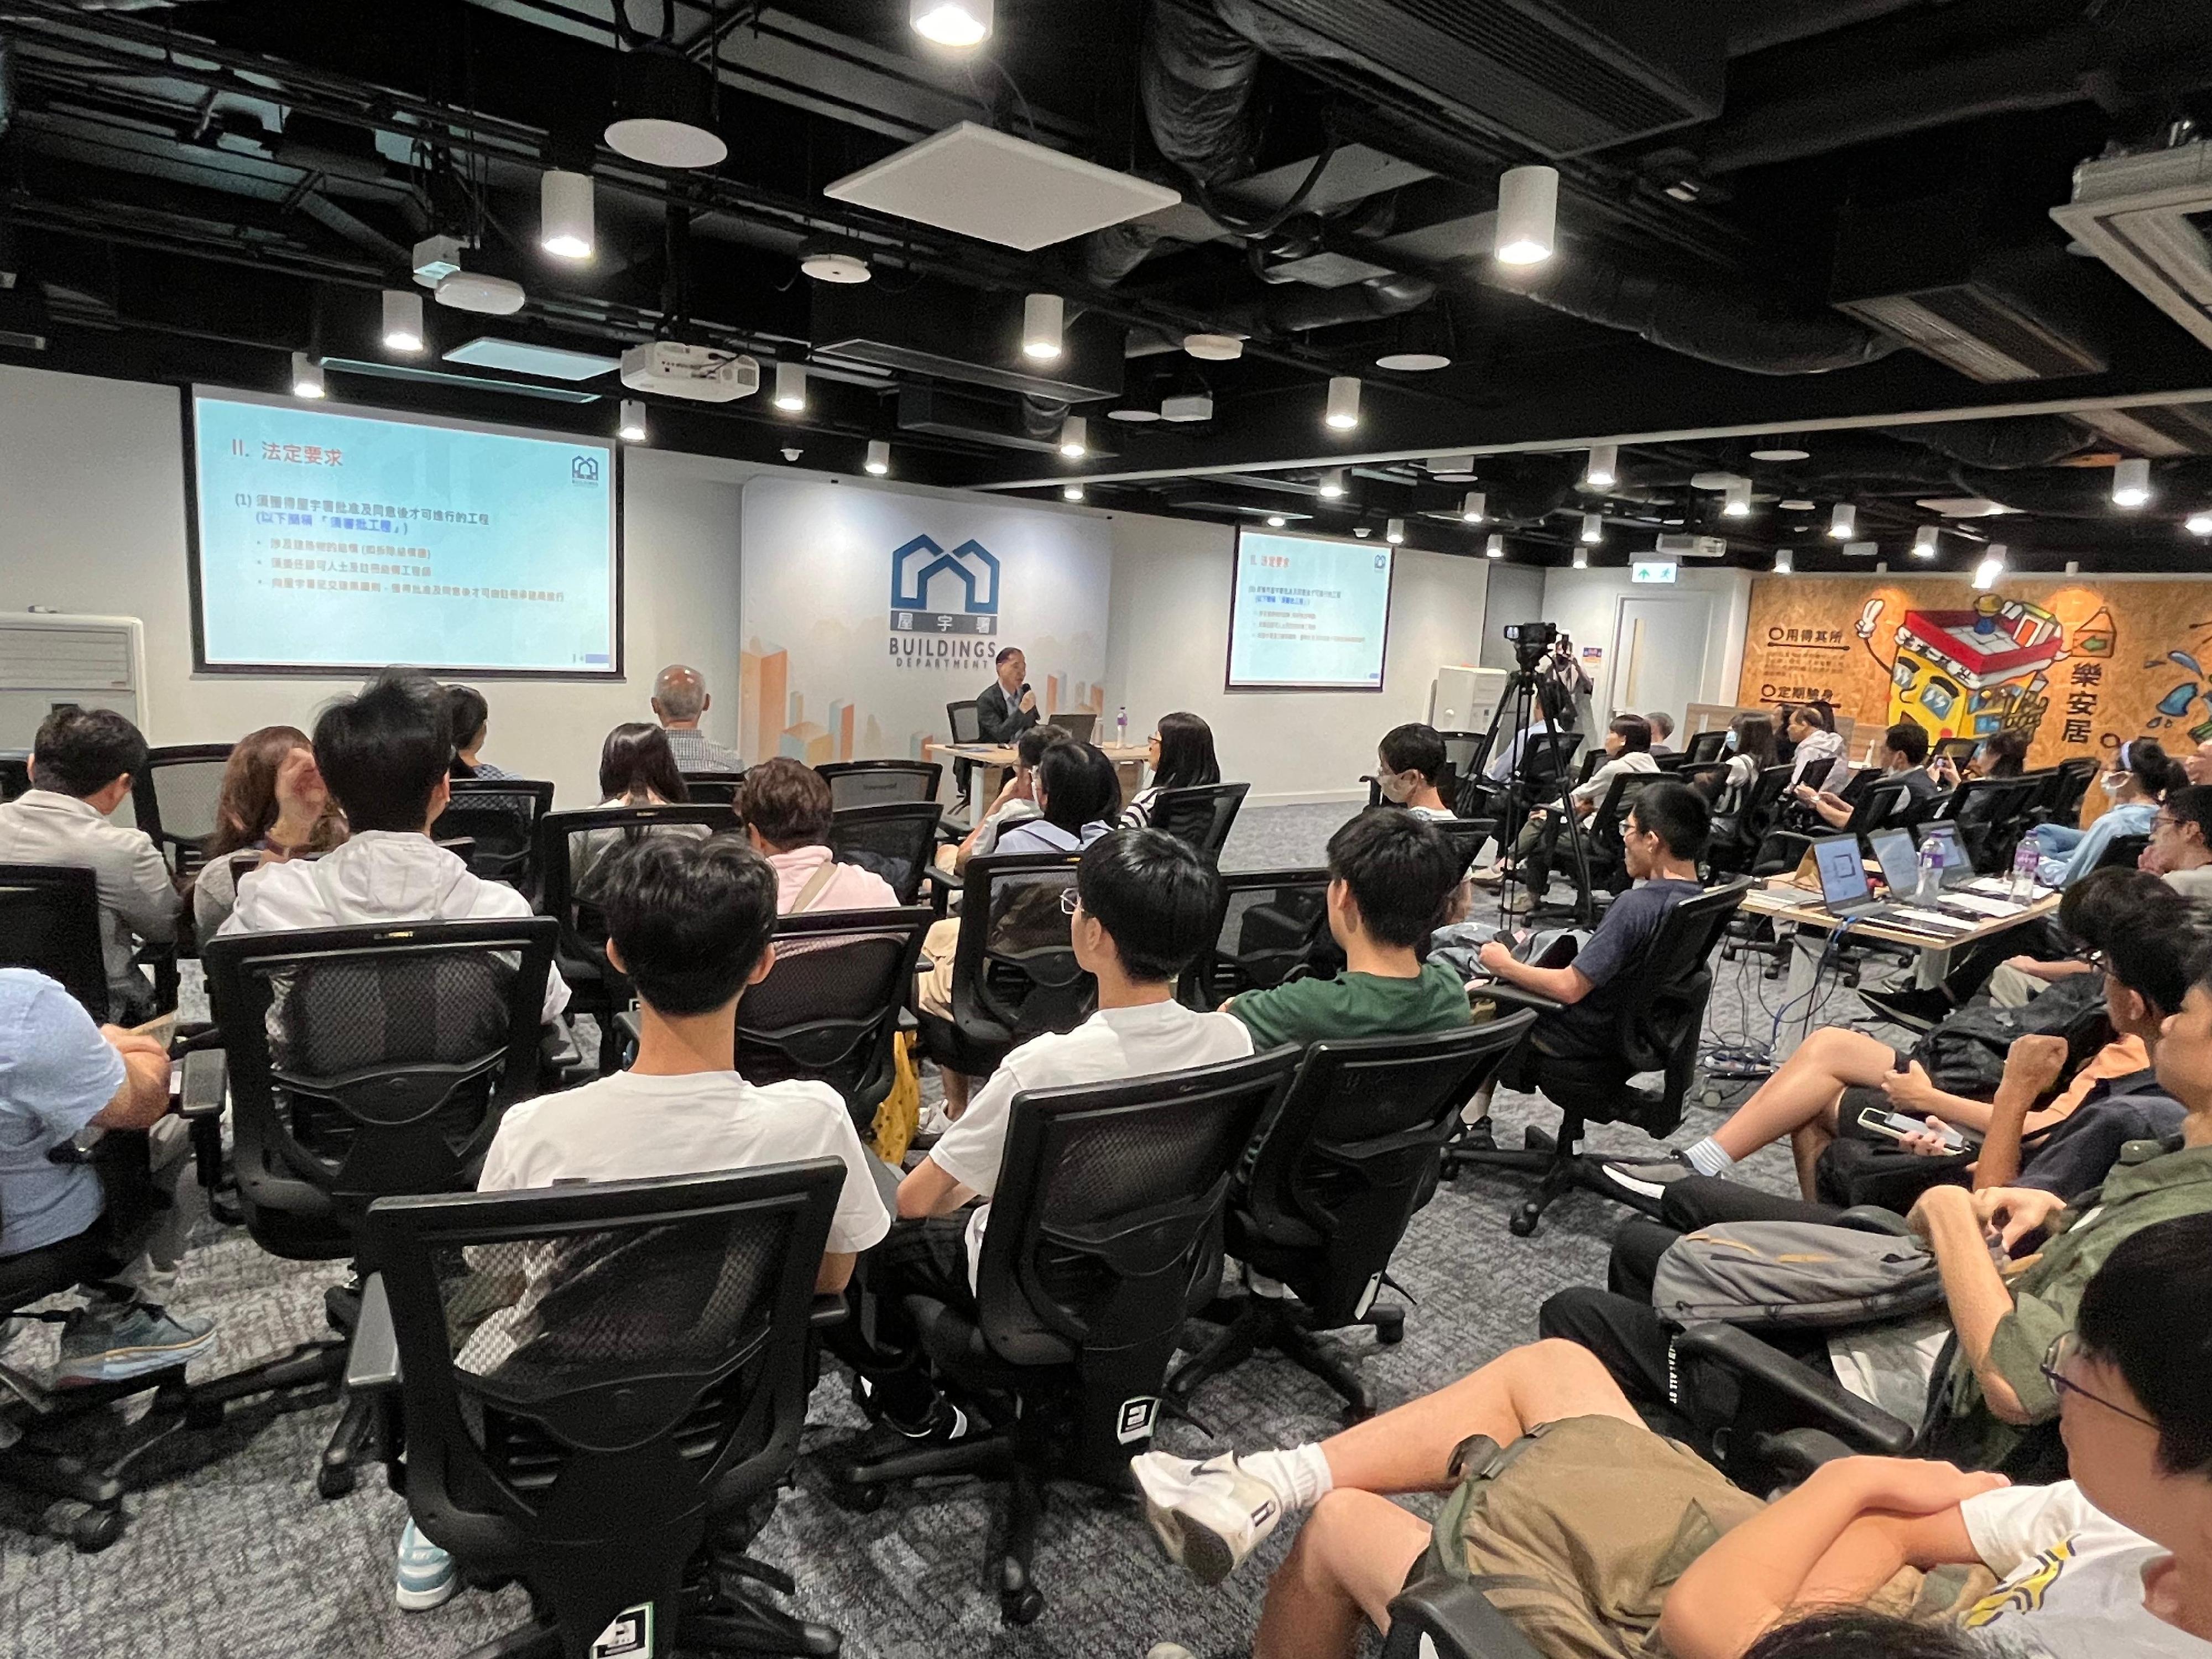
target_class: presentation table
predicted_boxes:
[1739,876,2063,1058]
[926,739,1152,810]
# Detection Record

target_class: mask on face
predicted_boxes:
[1378,770,1412,804]
[1723,729,1739,753]
[2099,774,2125,797]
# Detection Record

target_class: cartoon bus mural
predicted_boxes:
[1854,591,2067,742]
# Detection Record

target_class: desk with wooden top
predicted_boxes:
[925,740,1152,811]
[1742,874,2063,1058]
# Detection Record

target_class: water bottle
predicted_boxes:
[2012,833,2041,901]
[1116,705,1128,745]
[1915,832,1943,904]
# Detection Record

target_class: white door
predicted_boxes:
[1608,594,1714,728]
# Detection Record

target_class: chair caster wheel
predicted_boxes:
[1376,1323,1404,1347]
[834,1482,886,1514]
[1001,1586,1045,1625]
[317,1461,356,1500]
[1509,1204,1541,1239]
[69,1508,125,1553]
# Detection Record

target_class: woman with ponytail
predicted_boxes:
[2031,737,2178,888]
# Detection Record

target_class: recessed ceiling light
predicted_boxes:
[1749,445,1810,462]
[1106,406,1160,422]
[1265,514,1287,528]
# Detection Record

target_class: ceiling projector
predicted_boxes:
[618,341,760,402]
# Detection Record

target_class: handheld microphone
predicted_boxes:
[1020,682,1031,695]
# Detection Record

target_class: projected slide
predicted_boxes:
[1226,529,1394,690]
[191,390,618,676]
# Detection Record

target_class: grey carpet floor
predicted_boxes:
[1,805,1858,1659]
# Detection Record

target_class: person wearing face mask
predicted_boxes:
[189,725,349,939]
[1374,724,1454,817]
[1702,710,1781,812]
[2027,739,2178,889]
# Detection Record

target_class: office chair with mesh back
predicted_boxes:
[348,1164,846,1658]
[0,863,108,1018]
[1937,773,2047,874]
[1168,1018,1536,1420]
[2034,756,2096,827]
[825,801,942,904]
[816,759,943,810]
[945,700,983,804]
[2092,832,2151,875]
[1442,881,1749,1237]
[681,771,743,806]
[1142,781,1250,864]
[129,742,234,879]
[1179,868,1332,1010]
[0,750,29,801]
[535,805,736,1073]
[913,851,1094,1083]
[1576,772,1664,899]
[433,778,556,890]
[189,917,556,1497]
[836,1048,1298,1624]
[734,907,931,1135]
[1435,731,1489,805]
[1683,729,1729,766]
[1707,763,1794,879]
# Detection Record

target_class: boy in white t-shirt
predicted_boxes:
[842,827,1251,1441]
[394,833,891,1613]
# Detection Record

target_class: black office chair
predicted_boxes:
[1442,881,1749,1236]
[1168,1018,1536,1418]
[2034,756,2096,827]
[1143,781,1250,864]
[912,852,1092,1083]
[1381,1575,1546,1659]
[945,700,984,803]
[535,805,736,1073]
[1707,763,1794,879]
[1180,867,1332,1010]
[0,750,29,801]
[1683,729,1729,766]
[1436,731,1490,812]
[1463,731,1584,844]
[734,907,931,1135]
[817,759,942,810]
[432,778,556,890]
[1938,774,2049,874]
[1577,771,1663,898]
[1755,776,1909,878]
[129,742,233,878]
[826,801,943,905]
[348,1164,847,1658]
[681,770,743,806]
[2091,832,2151,874]
[835,1048,1300,1624]
[0,863,107,1019]
[189,917,557,1498]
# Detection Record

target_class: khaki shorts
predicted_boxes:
[915,916,961,1020]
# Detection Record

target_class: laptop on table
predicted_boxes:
[1808,833,1977,938]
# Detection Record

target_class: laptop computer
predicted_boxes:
[1871,823,2036,922]
[1809,833,1978,937]
[1052,712,1098,744]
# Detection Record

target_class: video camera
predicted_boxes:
[1501,619,1560,671]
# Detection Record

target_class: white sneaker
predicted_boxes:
[1130,1451,1287,1586]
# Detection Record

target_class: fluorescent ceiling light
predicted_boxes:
[1058,415,1087,458]
[1021,293,1063,361]
[910,0,992,47]
[2112,456,2151,508]
[1583,443,1617,490]
[1460,491,1486,524]
[865,439,890,476]
[1495,164,1558,265]
[540,170,595,260]
[1324,375,1360,429]
[773,361,807,411]
[442,337,620,380]
[290,351,326,399]
[1485,534,1505,559]
[1829,502,1856,539]
[380,289,424,354]
[617,398,647,442]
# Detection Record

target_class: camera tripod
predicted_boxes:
[1476,653,1598,928]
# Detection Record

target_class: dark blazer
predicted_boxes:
[975,680,1040,744]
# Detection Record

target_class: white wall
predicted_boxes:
[0,363,749,803]
[1104,513,1491,804]
[1539,564,1754,726]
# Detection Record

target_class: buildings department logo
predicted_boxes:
[890,534,1000,636]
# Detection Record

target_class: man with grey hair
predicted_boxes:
[650,664,743,773]
[1644,709,1677,758]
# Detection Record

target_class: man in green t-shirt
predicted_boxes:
[1225,808,1472,1049]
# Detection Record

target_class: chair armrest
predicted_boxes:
[1835,1206,1913,1237]
[810,1293,849,1331]
[46,1125,107,1164]
[1468,981,1566,1018]
[345,1272,401,1392]
[179,1049,227,1119]
[612,1009,641,1051]
[1673,1322,1916,1455]
[1381,1575,1546,1659]
[920,861,956,919]
[1754,1427,1864,1484]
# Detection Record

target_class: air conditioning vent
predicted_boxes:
[1223,0,1724,159]
[1655,532,1728,558]
[2074,401,2212,458]
[2049,140,2212,356]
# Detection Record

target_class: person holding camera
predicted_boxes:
[1547,633,1592,731]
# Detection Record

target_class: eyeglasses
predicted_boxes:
[1058,887,1081,917]
[2040,1332,2158,1427]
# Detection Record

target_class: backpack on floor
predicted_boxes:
[1650,1220,1945,1329]
[1907,972,2111,1097]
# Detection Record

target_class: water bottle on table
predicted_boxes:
[1915,831,1944,904]
[2011,833,2041,902]
[1116,705,1128,745]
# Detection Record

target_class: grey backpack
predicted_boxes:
[1651,1220,1946,1330]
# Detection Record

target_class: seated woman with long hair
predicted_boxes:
[1123,711,1222,828]
[570,723,705,894]
[191,725,348,938]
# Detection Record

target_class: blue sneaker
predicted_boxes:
[54,1298,216,1385]
[395,1519,458,1611]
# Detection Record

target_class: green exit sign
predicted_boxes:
[1631,560,1679,584]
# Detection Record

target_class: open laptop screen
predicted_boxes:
[1924,822,1969,883]
[1868,828,1919,895]
[1812,834,1870,907]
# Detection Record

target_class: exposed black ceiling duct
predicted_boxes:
[1218,270,1435,337]
[1880,416,2087,471]
[1948,456,2212,520]
[1474,252,1896,376]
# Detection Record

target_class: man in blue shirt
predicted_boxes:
[0,968,216,1383]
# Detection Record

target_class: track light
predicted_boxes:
[1460,491,1486,524]
[1773,547,1793,574]
[1572,546,1589,570]
[1495,165,1558,265]
[1318,468,1347,500]
[1265,514,1287,528]
[1722,478,1751,518]
[1973,545,2007,590]
[910,0,992,47]
[1058,415,1088,458]
[1913,525,1939,559]
[618,399,648,442]
[2112,456,2151,508]
[539,170,595,260]
[1583,444,1617,491]
[1580,512,1603,544]
[1062,484,1085,502]
[1386,517,1405,545]
[1324,375,1360,430]
[380,289,425,354]
[1828,502,1856,539]
[2188,510,2212,536]
[1021,293,1063,361]
[864,439,890,476]
[1485,534,1504,560]
[290,351,326,399]
[773,361,807,412]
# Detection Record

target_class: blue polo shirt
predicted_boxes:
[0,968,123,1256]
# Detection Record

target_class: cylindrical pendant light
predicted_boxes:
[1021,293,1063,361]
[1485,534,1505,560]
[1460,491,1486,524]
[1495,165,1559,265]
[1580,512,1603,544]
[1973,545,2007,589]
[1773,547,1794,573]
[1913,525,1939,558]
[864,439,890,476]
[1572,546,1589,570]
[773,361,807,411]
[2112,456,2151,508]
[1583,443,1617,489]
[1318,468,1347,500]
[1829,502,1856,539]
[1062,484,1085,502]
[380,289,425,354]
[1058,415,1088,458]
[617,399,648,442]
[1385,517,1405,545]
[1324,375,1361,430]
[540,170,596,260]
[291,351,326,399]
[1722,478,1751,518]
